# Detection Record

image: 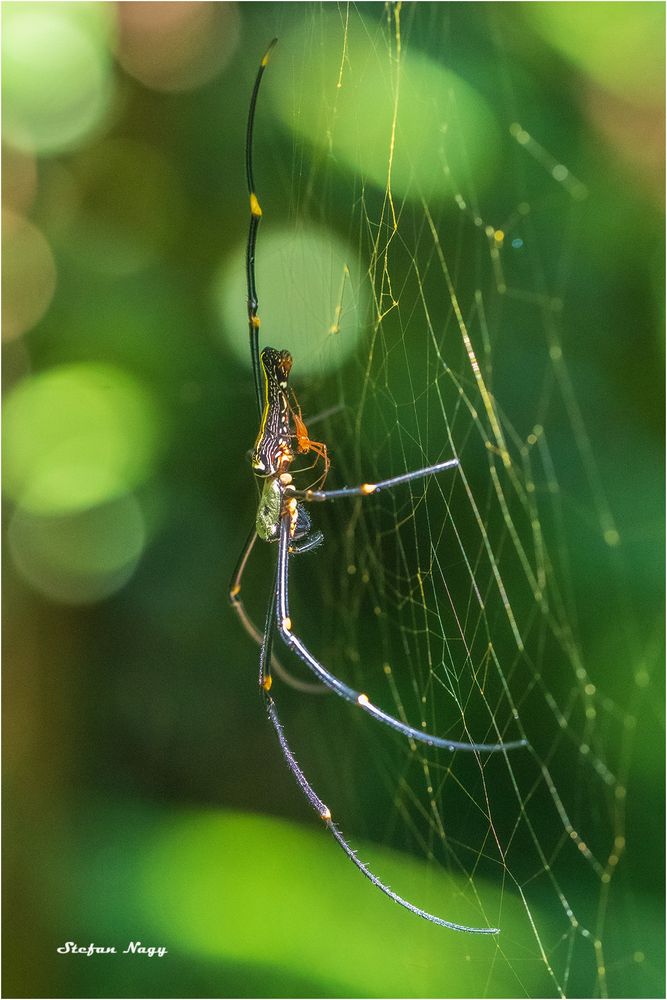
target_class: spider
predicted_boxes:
[228,38,527,935]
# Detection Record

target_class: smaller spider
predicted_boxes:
[229,39,527,934]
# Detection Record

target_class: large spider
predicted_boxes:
[228,39,526,934]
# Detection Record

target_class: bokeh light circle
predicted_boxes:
[3,363,162,516]
[116,1,240,93]
[8,494,146,605]
[525,4,665,105]
[268,14,499,202]
[2,3,115,155]
[214,223,368,377]
[2,210,57,341]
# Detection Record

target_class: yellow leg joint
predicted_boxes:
[250,192,262,217]
[262,675,272,692]
[261,39,277,67]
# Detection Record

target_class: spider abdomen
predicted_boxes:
[256,477,281,541]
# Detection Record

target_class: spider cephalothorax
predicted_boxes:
[251,347,294,476]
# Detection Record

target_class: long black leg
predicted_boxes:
[229,524,326,694]
[259,557,499,934]
[245,38,277,417]
[275,515,526,752]
[293,457,460,502]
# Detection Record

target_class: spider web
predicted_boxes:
[249,4,662,998]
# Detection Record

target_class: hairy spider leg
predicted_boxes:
[228,525,326,695]
[245,37,278,418]
[259,558,499,934]
[276,513,526,752]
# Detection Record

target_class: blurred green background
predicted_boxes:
[3,3,664,998]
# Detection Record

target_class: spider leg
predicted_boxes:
[258,564,499,935]
[275,515,526,752]
[229,525,327,695]
[289,530,324,555]
[293,457,460,502]
[245,38,278,417]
